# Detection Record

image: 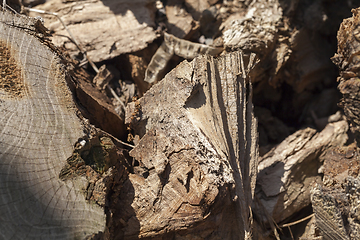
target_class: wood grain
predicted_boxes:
[256,120,348,225]
[0,8,105,239]
[29,0,157,62]
[125,51,258,239]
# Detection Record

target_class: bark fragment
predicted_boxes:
[165,0,198,39]
[256,120,348,225]
[310,143,360,240]
[68,65,127,140]
[332,7,360,143]
[144,32,223,85]
[29,0,157,62]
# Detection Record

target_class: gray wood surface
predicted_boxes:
[0,8,105,239]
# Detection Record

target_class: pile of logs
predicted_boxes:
[2,0,360,239]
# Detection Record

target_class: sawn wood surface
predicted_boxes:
[0,8,105,239]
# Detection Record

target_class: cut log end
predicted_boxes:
[0,7,107,239]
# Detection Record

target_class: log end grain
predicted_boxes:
[0,8,106,239]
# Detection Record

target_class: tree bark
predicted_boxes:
[28,0,157,62]
[332,7,360,143]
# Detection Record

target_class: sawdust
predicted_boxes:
[0,40,27,99]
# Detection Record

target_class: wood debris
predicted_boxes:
[256,120,348,225]
[2,0,360,238]
[93,65,113,90]
[144,32,223,85]
[332,7,360,143]
[165,0,199,38]
[311,143,360,239]
[67,65,127,140]
[28,0,157,62]
[221,0,282,55]
[121,51,258,239]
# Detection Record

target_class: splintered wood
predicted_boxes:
[0,7,106,239]
[124,51,258,239]
[28,0,157,62]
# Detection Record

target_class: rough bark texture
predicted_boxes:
[29,0,157,62]
[307,6,360,240]
[0,7,107,239]
[4,0,360,239]
[332,7,360,143]
[310,143,360,240]
[121,51,258,239]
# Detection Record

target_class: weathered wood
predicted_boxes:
[165,0,198,39]
[312,8,360,237]
[218,0,344,133]
[144,32,223,85]
[221,0,282,55]
[255,120,348,224]
[310,143,360,240]
[29,0,157,62]
[0,7,106,239]
[122,51,258,239]
[332,7,360,144]
[67,64,127,140]
[311,184,349,240]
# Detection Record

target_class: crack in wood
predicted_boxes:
[0,39,27,99]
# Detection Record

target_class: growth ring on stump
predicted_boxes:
[0,7,105,239]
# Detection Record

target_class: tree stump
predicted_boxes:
[0,7,107,239]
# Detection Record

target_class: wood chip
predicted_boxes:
[144,32,223,85]
[29,0,157,62]
[93,64,113,90]
[165,0,198,39]
[256,120,348,224]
